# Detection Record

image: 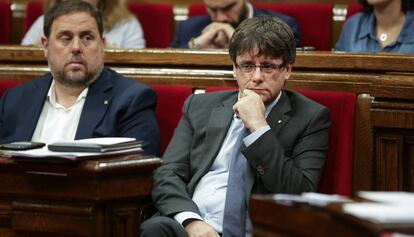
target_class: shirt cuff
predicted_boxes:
[243,125,271,147]
[174,212,203,227]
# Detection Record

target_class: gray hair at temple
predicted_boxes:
[43,0,104,39]
[228,16,296,67]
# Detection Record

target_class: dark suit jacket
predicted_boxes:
[152,89,330,216]
[0,67,160,156]
[171,9,301,48]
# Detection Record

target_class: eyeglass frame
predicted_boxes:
[235,63,286,75]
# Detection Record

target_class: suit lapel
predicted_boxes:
[75,69,112,139]
[198,92,238,175]
[266,91,292,134]
[16,76,51,140]
[245,91,292,201]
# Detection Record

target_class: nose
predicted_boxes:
[71,37,82,53]
[251,67,264,83]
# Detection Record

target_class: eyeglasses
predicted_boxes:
[236,63,285,74]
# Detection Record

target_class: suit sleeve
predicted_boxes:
[243,106,330,194]
[151,95,201,216]
[118,86,160,157]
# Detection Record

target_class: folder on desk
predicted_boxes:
[47,137,142,153]
[0,138,144,162]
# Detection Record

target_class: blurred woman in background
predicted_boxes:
[21,0,145,48]
[335,0,414,53]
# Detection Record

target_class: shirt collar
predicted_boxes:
[358,10,414,44]
[47,80,89,109]
[396,10,414,44]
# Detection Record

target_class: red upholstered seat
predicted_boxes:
[0,1,12,44]
[346,3,364,20]
[297,90,356,196]
[187,3,206,17]
[0,80,21,97]
[128,2,173,48]
[188,3,333,51]
[205,87,356,196]
[254,3,333,51]
[23,1,43,33]
[149,85,192,156]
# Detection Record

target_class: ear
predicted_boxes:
[284,64,293,80]
[41,36,48,58]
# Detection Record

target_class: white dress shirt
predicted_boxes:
[31,81,88,143]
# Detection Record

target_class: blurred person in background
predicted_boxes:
[335,0,414,53]
[171,0,300,49]
[21,0,145,48]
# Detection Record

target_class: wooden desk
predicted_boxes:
[0,154,162,237]
[250,195,414,237]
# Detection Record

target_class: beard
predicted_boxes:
[49,59,103,89]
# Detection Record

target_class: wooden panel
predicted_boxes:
[404,137,414,192]
[375,133,403,191]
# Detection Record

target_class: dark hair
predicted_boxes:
[229,16,296,66]
[43,0,104,38]
[358,0,413,13]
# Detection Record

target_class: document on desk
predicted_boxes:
[47,137,142,152]
[0,137,143,162]
[342,191,414,224]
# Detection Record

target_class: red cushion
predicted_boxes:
[254,3,333,51]
[128,3,173,48]
[0,80,21,97]
[0,2,12,44]
[188,3,206,17]
[297,90,356,196]
[346,3,364,20]
[149,84,192,156]
[188,3,333,51]
[24,1,43,33]
[206,87,356,196]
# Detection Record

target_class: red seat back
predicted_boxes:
[0,80,21,97]
[0,2,12,44]
[24,1,43,33]
[346,3,364,20]
[296,90,356,196]
[188,3,206,17]
[149,85,192,156]
[206,87,356,196]
[255,3,333,51]
[188,3,333,51]
[128,2,173,48]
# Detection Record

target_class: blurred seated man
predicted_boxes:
[171,0,300,49]
[0,0,159,156]
[141,16,329,237]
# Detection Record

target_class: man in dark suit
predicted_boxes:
[141,16,330,237]
[171,0,300,49]
[0,0,159,156]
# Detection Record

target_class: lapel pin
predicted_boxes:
[277,120,282,124]
[104,100,108,105]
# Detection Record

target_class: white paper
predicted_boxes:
[358,191,414,206]
[343,203,414,224]
[53,137,136,145]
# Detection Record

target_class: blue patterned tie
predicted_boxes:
[222,124,248,237]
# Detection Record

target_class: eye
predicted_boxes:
[240,64,255,72]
